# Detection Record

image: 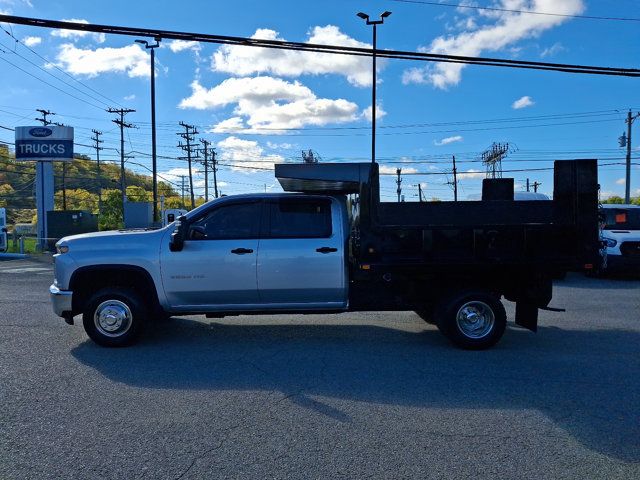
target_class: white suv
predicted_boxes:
[600,204,640,272]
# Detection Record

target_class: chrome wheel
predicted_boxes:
[455,301,495,339]
[94,299,132,338]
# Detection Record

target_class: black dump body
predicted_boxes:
[276,160,599,330]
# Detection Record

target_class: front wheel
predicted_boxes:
[82,287,147,347]
[436,291,506,350]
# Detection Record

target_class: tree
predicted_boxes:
[54,188,98,212]
[126,185,150,202]
[0,183,14,208]
[602,196,625,204]
[164,196,184,209]
[98,189,124,231]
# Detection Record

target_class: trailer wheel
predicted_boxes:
[82,287,147,347]
[415,309,436,325]
[436,291,506,350]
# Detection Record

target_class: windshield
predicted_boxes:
[602,208,640,230]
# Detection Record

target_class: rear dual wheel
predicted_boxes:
[435,291,506,350]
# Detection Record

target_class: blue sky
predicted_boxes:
[0,0,638,201]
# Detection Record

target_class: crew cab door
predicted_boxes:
[160,200,263,309]
[257,197,347,308]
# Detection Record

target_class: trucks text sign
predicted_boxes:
[15,126,74,161]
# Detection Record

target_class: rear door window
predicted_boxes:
[268,198,332,238]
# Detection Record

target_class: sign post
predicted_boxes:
[15,126,74,250]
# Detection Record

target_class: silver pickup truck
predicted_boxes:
[50,161,599,350]
[51,193,350,346]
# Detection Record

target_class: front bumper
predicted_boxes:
[50,284,73,317]
[606,254,640,272]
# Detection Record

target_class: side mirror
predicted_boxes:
[1,227,6,233]
[169,215,187,252]
[189,225,207,240]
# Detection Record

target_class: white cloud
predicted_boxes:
[51,18,106,44]
[616,178,626,185]
[361,103,387,122]
[512,95,534,109]
[403,0,585,89]
[52,43,149,78]
[123,94,136,101]
[267,141,295,150]
[457,168,485,180]
[540,41,565,58]
[22,36,41,47]
[216,136,284,172]
[180,76,359,131]
[434,135,463,146]
[379,165,418,175]
[167,40,201,53]
[210,117,246,133]
[212,26,380,87]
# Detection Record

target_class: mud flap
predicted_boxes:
[515,302,538,332]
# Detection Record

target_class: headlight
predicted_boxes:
[603,237,617,248]
[56,244,69,254]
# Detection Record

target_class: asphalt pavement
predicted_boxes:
[0,257,639,479]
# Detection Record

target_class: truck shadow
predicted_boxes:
[71,318,640,462]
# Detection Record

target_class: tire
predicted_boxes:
[82,287,147,347]
[435,290,506,350]
[415,309,436,325]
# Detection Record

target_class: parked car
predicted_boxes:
[50,160,599,350]
[599,204,640,272]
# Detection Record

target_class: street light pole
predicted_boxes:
[136,37,161,222]
[357,11,391,164]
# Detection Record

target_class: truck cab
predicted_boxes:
[162,194,348,312]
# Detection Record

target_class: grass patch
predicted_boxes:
[6,236,40,254]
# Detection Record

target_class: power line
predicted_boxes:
[0,34,113,109]
[391,0,640,22]
[0,14,638,77]
[0,25,122,107]
[0,53,104,109]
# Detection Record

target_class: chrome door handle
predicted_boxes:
[316,247,337,254]
[231,248,254,255]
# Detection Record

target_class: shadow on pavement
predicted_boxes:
[71,318,640,462]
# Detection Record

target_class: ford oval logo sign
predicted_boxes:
[29,127,53,138]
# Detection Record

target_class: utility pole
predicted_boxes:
[180,175,186,208]
[135,37,161,221]
[532,181,541,193]
[91,129,103,214]
[623,110,640,203]
[35,109,54,126]
[200,138,211,202]
[417,183,424,202]
[211,148,219,198]
[452,155,458,202]
[178,122,198,209]
[396,168,402,202]
[108,107,136,221]
[445,155,459,201]
[526,178,530,192]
